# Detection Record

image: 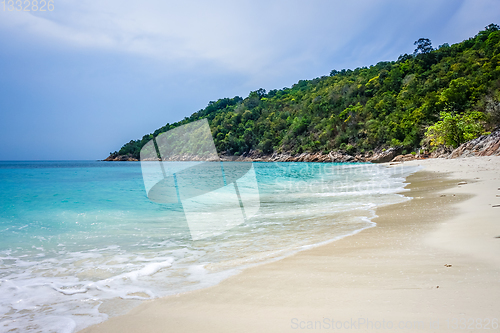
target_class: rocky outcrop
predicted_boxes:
[429,146,453,159]
[220,150,368,163]
[144,154,218,161]
[103,154,138,161]
[105,150,372,163]
[106,148,431,163]
[386,129,500,161]
[448,129,500,158]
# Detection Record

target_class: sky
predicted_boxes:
[0,0,499,160]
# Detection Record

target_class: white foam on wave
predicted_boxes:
[0,251,191,332]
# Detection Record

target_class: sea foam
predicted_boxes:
[0,161,420,332]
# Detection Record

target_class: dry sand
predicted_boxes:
[80,156,500,333]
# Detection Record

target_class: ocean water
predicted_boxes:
[0,161,419,332]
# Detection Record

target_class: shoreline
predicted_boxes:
[104,127,500,163]
[103,149,411,163]
[81,156,500,333]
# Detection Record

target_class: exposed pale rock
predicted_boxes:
[391,154,418,162]
[448,129,500,158]
[369,147,404,163]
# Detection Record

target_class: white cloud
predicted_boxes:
[0,0,497,82]
[0,1,386,73]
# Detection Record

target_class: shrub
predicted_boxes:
[390,138,402,147]
[424,111,486,148]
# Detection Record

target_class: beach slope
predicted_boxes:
[80,157,500,333]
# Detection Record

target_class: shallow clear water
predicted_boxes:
[0,161,419,332]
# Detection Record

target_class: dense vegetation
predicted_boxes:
[111,24,500,159]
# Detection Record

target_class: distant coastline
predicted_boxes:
[104,128,500,163]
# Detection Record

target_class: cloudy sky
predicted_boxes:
[0,0,499,160]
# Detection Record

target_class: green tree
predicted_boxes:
[440,78,472,112]
[424,111,486,148]
[413,38,433,55]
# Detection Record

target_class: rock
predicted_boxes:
[444,264,452,267]
[391,153,418,162]
[369,147,403,163]
[103,154,138,161]
[391,155,405,162]
[220,150,365,163]
[430,146,453,158]
[448,128,500,158]
[328,151,358,163]
[458,181,467,185]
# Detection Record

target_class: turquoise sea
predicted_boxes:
[0,161,419,332]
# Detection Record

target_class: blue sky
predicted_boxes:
[0,0,499,160]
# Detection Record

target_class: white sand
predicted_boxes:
[80,156,500,333]
[403,157,500,267]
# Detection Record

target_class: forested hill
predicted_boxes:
[108,24,500,161]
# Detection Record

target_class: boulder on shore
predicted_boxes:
[391,153,418,162]
[369,147,403,163]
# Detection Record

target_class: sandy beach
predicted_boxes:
[80,156,500,333]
